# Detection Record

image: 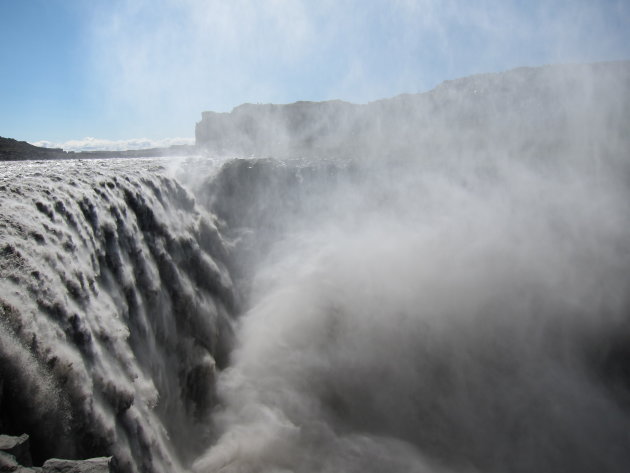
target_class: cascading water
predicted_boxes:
[0,159,236,472]
[2,62,630,473]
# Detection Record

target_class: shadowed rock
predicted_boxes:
[196,61,630,161]
[42,457,113,473]
[0,434,32,467]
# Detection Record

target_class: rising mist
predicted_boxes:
[191,61,630,473]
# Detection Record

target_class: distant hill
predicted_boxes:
[0,136,67,161]
[0,136,198,161]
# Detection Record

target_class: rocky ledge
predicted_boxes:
[0,434,114,473]
[195,61,630,160]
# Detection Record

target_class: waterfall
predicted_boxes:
[0,159,236,472]
[2,62,630,473]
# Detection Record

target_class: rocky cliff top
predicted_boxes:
[195,61,630,160]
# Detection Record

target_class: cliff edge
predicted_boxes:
[195,61,630,160]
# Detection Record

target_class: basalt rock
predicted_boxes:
[0,434,32,467]
[42,457,113,473]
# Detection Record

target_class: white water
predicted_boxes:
[0,158,236,472]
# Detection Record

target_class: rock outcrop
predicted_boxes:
[195,61,630,161]
[0,434,32,467]
[0,434,112,472]
[41,457,113,473]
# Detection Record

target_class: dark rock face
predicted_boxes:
[0,434,32,467]
[42,457,113,473]
[196,61,630,161]
[0,161,238,472]
[0,451,20,471]
[195,100,360,157]
[0,434,114,473]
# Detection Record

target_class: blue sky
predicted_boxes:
[1,0,629,148]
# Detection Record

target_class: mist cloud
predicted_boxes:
[184,59,630,472]
[193,152,630,473]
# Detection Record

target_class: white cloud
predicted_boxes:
[31,137,194,152]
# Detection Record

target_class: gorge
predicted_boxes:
[2,61,630,472]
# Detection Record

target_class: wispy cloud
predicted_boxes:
[83,0,630,138]
[86,0,319,133]
[31,136,194,152]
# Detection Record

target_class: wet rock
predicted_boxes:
[41,457,113,473]
[0,434,32,467]
[0,449,19,471]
